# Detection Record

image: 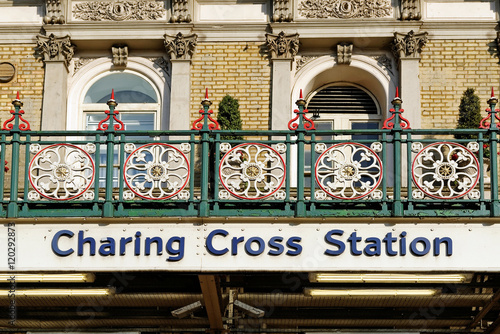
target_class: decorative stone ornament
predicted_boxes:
[266,31,300,59]
[36,33,75,68]
[170,0,191,23]
[337,42,353,65]
[112,45,128,67]
[298,0,392,18]
[164,32,197,60]
[44,0,65,24]
[273,0,292,22]
[400,0,421,20]
[73,1,166,21]
[392,30,428,59]
[0,63,16,83]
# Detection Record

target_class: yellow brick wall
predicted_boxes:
[0,44,44,131]
[420,39,499,129]
[191,42,271,131]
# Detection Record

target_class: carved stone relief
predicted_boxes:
[266,31,300,59]
[298,0,392,19]
[401,0,421,20]
[148,57,170,74]
[337,43,353,65]
[112,45,128,67]
[73,57,98,75]
[295,56,320,71]
[273,0,292,22]
[44,0,65,24]
[392,30,428,59]
[164,32,197,60]
[371,54,393,73]
[171,0,191,23]
[36,34,75,68]
[496,32,500,63]
[73,1,166,21]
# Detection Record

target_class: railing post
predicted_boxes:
[480,88,500,216]
[3,93,31,218]
[382,88,411,217]
[97,90,125,218]
[192,89,220,217]
[289,90,315,217]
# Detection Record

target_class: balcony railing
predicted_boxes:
[1,90,499,218]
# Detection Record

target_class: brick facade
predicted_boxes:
[190,42,271,131]
[0,44,43,131]
[420,39,499,130]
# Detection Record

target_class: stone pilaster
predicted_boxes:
[266,31,299,130]
[392,30,428,129]
[165,32,197,130]
[37,34,75,130]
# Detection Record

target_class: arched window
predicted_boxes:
[306,83,381,137]
[82,72,161,132]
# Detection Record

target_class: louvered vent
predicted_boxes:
[307,86,378,114]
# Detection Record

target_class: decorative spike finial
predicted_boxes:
[488,87,498,106]
[295,89,306,107]
[16,91,20,100]
[392,87,402,106]
[300,89,303,99]
[201,88,212,107]
[107,89,118,107]
[12,91,22,107]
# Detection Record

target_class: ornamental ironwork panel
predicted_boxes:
[314,142,383,200]
[123,143,190,200]
[28,144,96,201]
[219,143,286,200]
[411,142,480,200]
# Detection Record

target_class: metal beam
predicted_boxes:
[467,289,500,329]
[199,274,224,332]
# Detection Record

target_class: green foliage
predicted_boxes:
[217,95,243,140]
[455,88,482,140]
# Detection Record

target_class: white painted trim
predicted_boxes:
[67,57,170,130]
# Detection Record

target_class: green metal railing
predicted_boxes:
[1,91,498,218]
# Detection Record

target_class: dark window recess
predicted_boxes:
[307,86,378,114]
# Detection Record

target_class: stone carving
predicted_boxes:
[73,1,166,21]
[74,57,98,74]
[44,0,65,24]
[372,54,393,73]
[273,0,292,22]
[150,57,170,73]
[266,31,300,59]
[164,32,197,60]
[295,56,320,71]
[112,45,128,67]
[392,30,428,59]
[298,0,392,19]
[496,32,500,63]
[36,34,75,68]
[401,0,421,20]
[170,0,191,23]
[337,43,353,65]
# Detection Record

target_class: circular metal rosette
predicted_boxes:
[315,142,383,200]
[123,143,190,200]
[219,143,286,200]
[412,142,480,199]
[29,144,95,201]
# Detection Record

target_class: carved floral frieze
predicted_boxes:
[73,1,166,21]
[298,0,392,19]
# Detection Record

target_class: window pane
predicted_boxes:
[84,73,158,103]
[120,113,155,131]
[351,122,379,141]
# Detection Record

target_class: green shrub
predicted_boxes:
[455,88,482,140]
[217,95,243,140]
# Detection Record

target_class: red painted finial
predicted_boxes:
[396,87,399,99]
[300,89,303,99]
[111,89,115,100]
[205,88,209,100]
[15,91,20,100]
[492,87,495,98]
